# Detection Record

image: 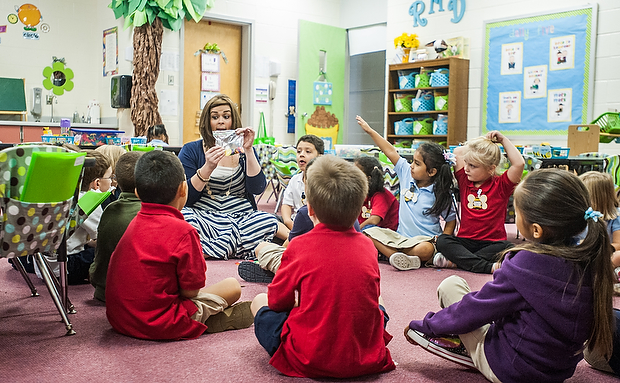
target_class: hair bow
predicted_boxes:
[584,207,603,222]
[443,151,456,166]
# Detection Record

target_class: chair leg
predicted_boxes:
[33,253,76,336]
[11,257,39,297]
[274,187,285,214]
[40,254,75,314]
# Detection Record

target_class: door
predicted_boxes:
[297,20,346,148]
[183,19,242,144]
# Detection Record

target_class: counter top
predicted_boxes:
[0,121,118,129]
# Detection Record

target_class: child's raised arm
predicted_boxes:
[356,115,400,165]
[486,131,524,184]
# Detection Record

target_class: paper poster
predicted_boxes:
[523,65,547,99]
[200,91,218,109]
[500,43,523,75]
[103,27,118,77]
[161,51,179,71]
[201,53,219,73]
[255,87,268,103]
[313,81,332,105]
[549,35,575,71]
[498,91,521,123]
[159,90,178,116]
[547,88,572,122]
[201,72,220,92]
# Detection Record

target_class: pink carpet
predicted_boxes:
[0,255,617,382]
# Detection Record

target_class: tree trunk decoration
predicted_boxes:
[130,17,163,137]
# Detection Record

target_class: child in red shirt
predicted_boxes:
[251,155,396,378]
[354,155,399,231]
[105,150,253,340]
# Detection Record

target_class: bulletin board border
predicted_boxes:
[480,5,598,136]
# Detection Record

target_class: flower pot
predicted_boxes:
[402,48,411,63]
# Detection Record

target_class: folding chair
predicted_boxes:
[0,145,87,335]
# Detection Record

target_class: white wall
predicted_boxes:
[387,0,620,154]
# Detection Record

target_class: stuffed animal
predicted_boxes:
[426,39,448,54]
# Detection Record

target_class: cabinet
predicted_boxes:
[386,57,469,147]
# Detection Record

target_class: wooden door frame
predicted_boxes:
[179,15,254,143]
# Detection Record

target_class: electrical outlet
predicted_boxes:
[168,75,174,86]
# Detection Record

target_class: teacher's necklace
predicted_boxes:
[205,168,234,196]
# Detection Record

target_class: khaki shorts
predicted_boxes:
[363,227,434,252]
[190,290,229,324]
[256,242,285,273]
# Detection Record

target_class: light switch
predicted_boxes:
[168,75,174,86]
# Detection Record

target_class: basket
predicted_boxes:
[394,94,414,112]
[532,145,552,159]
[551,147,570,159]
[433,118,448,135]
[591,112,620,143]
[398,71,416,89]
[429,68,450,87]
[41,135,75,144]
[434,92,449,111]
[394,118,414,135]
[71,128,124,146]
[413,118,434,135]
[414,72,430,88]
[411,90,434,112]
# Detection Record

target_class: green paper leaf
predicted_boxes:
[133,9,148,26]
[167,15,182,31]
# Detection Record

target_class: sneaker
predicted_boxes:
[404,327,475,369]
[389,252,421,271]
[205,301,254,333]
[431,252,456,269]
[238,261,275,283]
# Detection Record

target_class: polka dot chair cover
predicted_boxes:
[0,145,78,258]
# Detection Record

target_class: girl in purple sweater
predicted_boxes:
[405,168,615,383]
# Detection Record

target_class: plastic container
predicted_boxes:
[551,147,570,158]
[413,118,434,135]
[434,91,449,111]
[411,90,434,112]
[414,72,430,88]
[394,118,414,135]
[130,137,147,145]
[429,68,450,87]
[393,94,414,112]
[591,112,620,143]
[70,128,125,146]
[532,145,552,158]
[41,135,76,144]
[398,70,416,89]
[433,114,448,135]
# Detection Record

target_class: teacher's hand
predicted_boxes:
[203,145,225,173]
[236,127,255,153]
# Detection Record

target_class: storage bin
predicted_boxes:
[394,118,414,135]
[393,94,414,112]
[70,128,125,146]
[413,118,434,135]
[434,91,449,111]
[414,72,430,88]
[398,71,416,89]
[551,147,570,159]
[130,137,147,145]
[411,90,434,112]
[429,68,450,87]
[433,114,448,135]
[41,135,75,144]
[532,145,552,158]
[591,112,620,143]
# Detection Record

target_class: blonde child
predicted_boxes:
[405,169,614,383]
[579,172,620,258]
[357,115,456,270]
[95,144,126,208]
[280,134,323,229]
[435,131,525,274]
[251,155,395,378]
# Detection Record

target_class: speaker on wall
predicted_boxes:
[111,75,132,109]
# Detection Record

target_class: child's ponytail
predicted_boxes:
[354,156,386,198]
[417,143,455,217]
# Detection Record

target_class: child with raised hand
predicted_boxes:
[436,130,525,274]
[354,155,399,231]
[404,168,615,383]
[280,134,324,229]
[356,115,456,270]
[251,155,395,378]
[106,150,253,340]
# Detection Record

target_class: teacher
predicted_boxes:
[179,94,280,260]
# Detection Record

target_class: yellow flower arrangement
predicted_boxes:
[394,33,420,49]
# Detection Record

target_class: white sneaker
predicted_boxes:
[389,252,421,271]
[432,252,456,269]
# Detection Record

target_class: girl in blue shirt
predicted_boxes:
[357,115,456,270]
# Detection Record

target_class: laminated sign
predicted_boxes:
[313,81,332,105]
